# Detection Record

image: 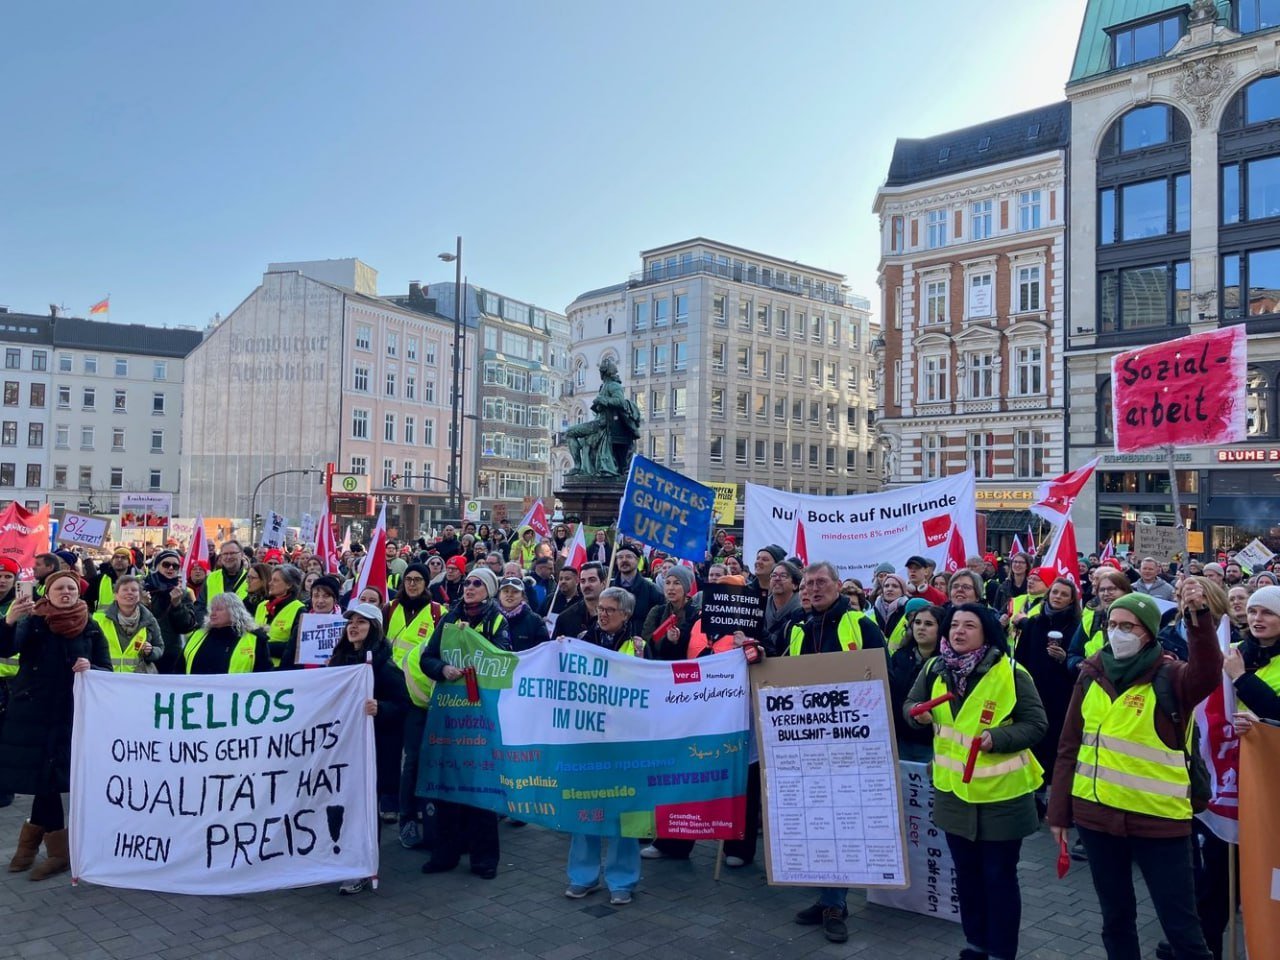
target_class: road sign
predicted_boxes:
[330,473,370,495]
[464,499,482,522]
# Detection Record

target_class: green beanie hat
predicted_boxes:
[1108,593,1161,639]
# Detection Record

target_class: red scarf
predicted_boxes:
[264,594,294,620]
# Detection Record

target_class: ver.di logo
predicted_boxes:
[672,664,701,684]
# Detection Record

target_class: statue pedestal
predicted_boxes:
[556,479,626,527]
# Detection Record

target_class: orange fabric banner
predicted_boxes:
[1239,721,1280,958]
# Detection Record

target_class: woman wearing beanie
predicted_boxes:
[0,570,112,879]
[385,564,444,667]
[254,564,306,669]
[641,565,701,661]
[328,602,409,895]
[418,565,510,878]
[141,548,199,674]
[874,573,910,652]
[905,603,1047,960]
[432,555,468,606]
[1068,569,1132,672]
[276,575,345,670]
[1048,586,1222,960]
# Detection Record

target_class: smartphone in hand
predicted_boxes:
[14,581,34,603]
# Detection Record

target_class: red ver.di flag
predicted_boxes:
[1111,327,1246,453]
[0,502,51,580]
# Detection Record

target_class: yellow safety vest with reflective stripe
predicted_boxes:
[205,567,250,600]
[97,573,119,609]
[183,628,258,674]
[1071,678,1191,820]
[1008,593,1044,652]
[886,616,909,654]
[387,572,402,593]
[930,657,1044,803]
[0,599,16,679]
[387,601,442,668]
[788,610,871,657]
[92,612,148,672]
[403,636,437,708]
[1082,607,1107,658]
[255,599,305,668]
[1237,643,1280,712]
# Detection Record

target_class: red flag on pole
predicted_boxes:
[1099,537,1115,563]
[564,522,588,571]
[315,506,339,574]
[1194,615,1240,844]
[1030,457,1099,526]
[1011,534,1025,557]
[794,517,809,566]
[1025,526,1038,555]
[353,505,387,601]
[179,516,207,588]
[518,500,552,539]
[944,523,966,573]
[1041,520,1080,589]
[0,502,51,580]
[89,297,110,315]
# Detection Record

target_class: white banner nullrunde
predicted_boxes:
[70,665,377,894]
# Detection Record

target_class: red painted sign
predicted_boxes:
[1111,327,1247,453]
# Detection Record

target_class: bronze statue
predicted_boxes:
[566,357,642,478]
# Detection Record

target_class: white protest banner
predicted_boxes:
[744,472,978,583]
[70,665,377,894]
[299,513,317,545]
[57,513,110,549]
[867,761,960,922]
[751,650,908,888]
[261,510,287,549]
[1236,537,1275,572]
[296,613,346,667]
[168,517,196,544]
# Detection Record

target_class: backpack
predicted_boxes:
[1149,662,1212,815]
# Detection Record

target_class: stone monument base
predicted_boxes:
[556,480,626,527]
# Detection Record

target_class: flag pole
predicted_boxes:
[1228,841,1238,960]
[1166,444,1188,566]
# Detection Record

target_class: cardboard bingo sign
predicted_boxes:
[1111,326,1247,453]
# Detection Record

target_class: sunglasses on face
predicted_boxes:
[159,562,179,570]
[464,579,487,588]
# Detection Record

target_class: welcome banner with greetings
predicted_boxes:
[743,472,979,582]
[418,625,750,838]
[70,666,377,894]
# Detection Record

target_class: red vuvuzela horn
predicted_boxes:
[909,692,954,718]
[962,737,983,784]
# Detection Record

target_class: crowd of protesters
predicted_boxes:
[0,523,1274,960]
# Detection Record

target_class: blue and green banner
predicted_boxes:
[418,625,750,838]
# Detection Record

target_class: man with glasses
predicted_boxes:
[763,562,804,658]
[554,562,605,639]
[418,566,510,878]
[204,541,251,602]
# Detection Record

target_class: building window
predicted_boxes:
[710,388,725,416]
[927,209,947,248]
[404,417,416,444]
[28,424,43,448]
[80,426,94,450]
[1014,345,1045,396]
[967,272,993,318]
[673,341,687,373]
[967,431,994,479]
[385,371,396,397]
[53,385,68,408]
[4,350,18,370]
[632,348,648,377]
[754,439,766,466]
[55,425,68,449]
[150,429,164,452]
[355,325,371,350]
[633,301,649,331]
[382,459,395,487]
[1247,367,1271,436]
[892,359,902,405]
[652,343,669,373]
[350,456,367,476]
[737,391,749,419]
[1017,265,1043,313]
[968,352,995,399]
[406,337,418,361]
[351,409,369,439]
[78,466,92,489]
[922,435,943,479]
[651,434,667,462]
[115,358,128,377]
[651,389,668,418]
[1100,174,1190,242]
[114,389,127,411]
[58,354,72,373]
[925,280,948,324]
[1222,156,1280,224]
[384,413,396,441]
[737,346,750,375]
[1015,429,1046,478]
[53,465,66,488]
[1018,190,1043,231]
[712,294,726,325]
[738,299,752,331]
[970,200,993,240]
[28,383,43,408]
[353,365,369,391]
[1110,12,1183,69]
[809,444,819,468]
[774,441,785,466]
[103,465,117,490]
[0,423,14,446]
[672,386,687,417]
[424,419,435,446]
[25,464,39,488]
[1239,0,1280,32]
[0,383,14,407]
[673,294,688,324]
[32,351,46,372]
[153,360,167,380]
[111,427,124,450]
[890,215,905,253]
[922,355,950,403]
[654,299,670,327]
[1101,260,1191,329]
[386,332,398,357]
[709,436,723,463]
[152,392,165,414]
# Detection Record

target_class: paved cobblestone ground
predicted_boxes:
[0,802,1176,960]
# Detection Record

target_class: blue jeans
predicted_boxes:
[818,887,847,911]
[567,834,640,894]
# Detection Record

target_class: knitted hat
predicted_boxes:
[468,566,499,599]
[1108,593,1161,639]
[904,597,932,618]
[1030,566,1059,586]
[0,557,18,576]
[112,546,133,559]
[761,544,787,563]
[403,562,431,583]
[663,564,695,595]
[446,555,469,574]
[44,569,84,595]
[262,548,284,563]
[311,575,342,601]
[153,549,181,569]
[1247,585,1280,618]
[54,549,78,568]
[874,562,896,576]
[1203,562,1225,577]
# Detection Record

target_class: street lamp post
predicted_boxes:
[438,237,464,520]
[249,468,318,545]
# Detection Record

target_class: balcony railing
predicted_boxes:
[628,256,870,310]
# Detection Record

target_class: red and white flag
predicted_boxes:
[793,517,809,566]
[1041,519,1080,589]
[315,506,339,574]
[1195,615,1240,843]
[564,523,588,571]
[518,500,552,539]
[340,524,352,556]
[944,523,966,574]
[1030,457,1099,526]
[1099,537,1115,563]
[179,516,208,588]
[1011,534,1025,557]
[353,505,387,601]
[1025,526,1037,555]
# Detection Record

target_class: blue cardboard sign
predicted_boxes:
[617,456,714,564]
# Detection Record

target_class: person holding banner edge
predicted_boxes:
[0,569,112,880]
[904,603,1047,960]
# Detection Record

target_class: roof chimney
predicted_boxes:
[409,281,423,302]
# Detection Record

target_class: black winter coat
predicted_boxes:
[503,605,550,653]
[1016,603,1080,780]
[330,637,409,796]
[0,612,112,795]
[142,573,199,674]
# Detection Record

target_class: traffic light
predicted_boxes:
[390,474,399,488]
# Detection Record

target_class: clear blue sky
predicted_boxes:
[0,0,1085,329]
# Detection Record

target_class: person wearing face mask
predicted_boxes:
[874,573,910,652]
[142,549,199,675]
[92,575,164,672]
[1015,577,1081,818]
[904,604,1047,960]
[1068,570,1132,672]
[1049,586,1222,960]
[0,570,112,880]
[888,600,942,763]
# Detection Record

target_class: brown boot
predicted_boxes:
[8,821,43,872]
[29,828,68,881]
